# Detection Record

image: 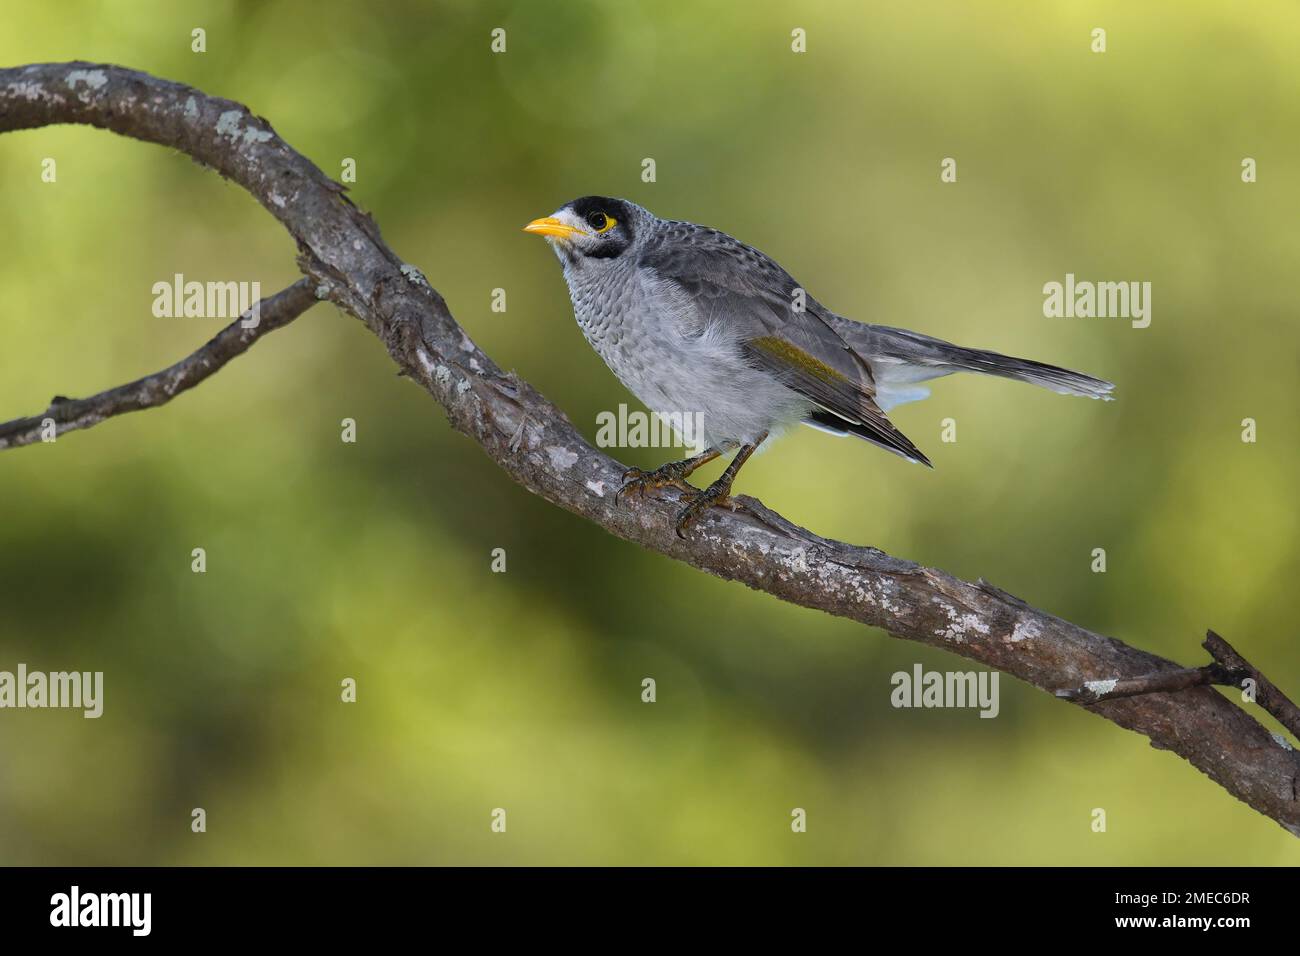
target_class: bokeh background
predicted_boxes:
[1,0,1298,865]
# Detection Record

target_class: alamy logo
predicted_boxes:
[50,886,151,936]
[0,664,103,718]
[1043,273,1151,328]
[595,404,707,452]
[151,272,262,328]
[891,664,1000,718]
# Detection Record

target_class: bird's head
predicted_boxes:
[523,196,643,263]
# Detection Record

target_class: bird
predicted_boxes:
[524,197,1113,537]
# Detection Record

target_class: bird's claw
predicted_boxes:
[673,481,736,538]
[617,464,696,504]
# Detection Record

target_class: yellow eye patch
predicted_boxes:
[586,211,617,234]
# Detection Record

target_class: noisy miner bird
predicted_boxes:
[525,197,1113,537]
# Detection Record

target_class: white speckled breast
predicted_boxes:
[557,250,810,451]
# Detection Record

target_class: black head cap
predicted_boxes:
[562,196,636,259]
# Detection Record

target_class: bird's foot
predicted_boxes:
[616,462,698,503]
[674,478,738,538]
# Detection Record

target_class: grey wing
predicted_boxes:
[639,224,930,465]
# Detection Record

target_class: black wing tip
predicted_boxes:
[870,420,931,467]
[898,441,933,468]
[806,410,931,467]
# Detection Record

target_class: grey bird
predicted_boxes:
[525,197,1113,536]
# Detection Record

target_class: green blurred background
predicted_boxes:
[2,0,1298,865]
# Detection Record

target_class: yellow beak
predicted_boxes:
[523,216,585,240]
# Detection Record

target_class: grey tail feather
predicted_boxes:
[942,346,1115,400]
[821,319,1116,401]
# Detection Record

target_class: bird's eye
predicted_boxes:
[586,211,615,233]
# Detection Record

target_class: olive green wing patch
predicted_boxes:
[748,335,851,385]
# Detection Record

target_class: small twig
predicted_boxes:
[1056,630,1299,748]
[1055,663,1248,704]
[1205,630,1300,745]
[0,280,318,449]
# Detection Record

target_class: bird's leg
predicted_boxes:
[617,446,722,502]
[674,432,767,538]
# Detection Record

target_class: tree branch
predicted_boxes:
[3,62,1298,835]
[0,279,317,449]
